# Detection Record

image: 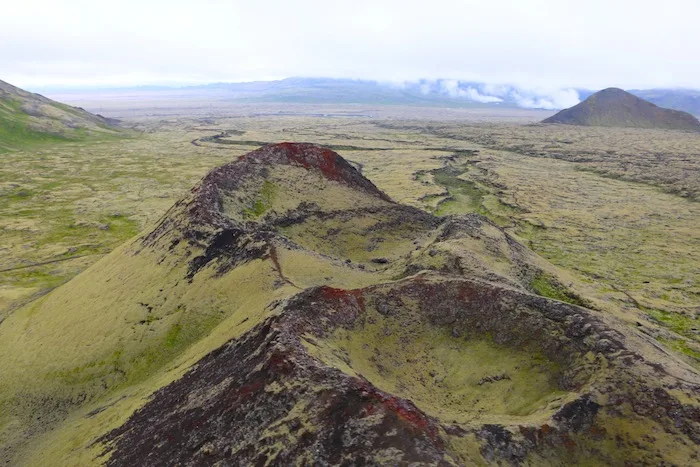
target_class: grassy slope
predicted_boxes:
[0,99,68,150]
[0,81,121,153]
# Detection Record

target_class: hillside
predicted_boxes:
[0,79,120,152]
[1,144,698,465]
[542,87,700,130]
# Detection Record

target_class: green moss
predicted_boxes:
[164,323,182,347]
[49,349,126,386]
[278,212,425,264]
[647,309,699,341]
[3,269,67,291]
[4,208,139,260]
[100,214,141,240]
[243,181,277,218]
[663,338,700,360]
[433,167,485,216]
[5,188,36,201]
[430,165,519,227]
[531,273,586,306]
[512,220,547,241]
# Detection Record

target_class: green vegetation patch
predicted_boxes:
[433,167,485,216]
[1,268,67,293]
[278,212,426,264]
[430,164,520,227]
[0,99,67,151]
[657,338,700,363]
[647,308,700,342]
[243,181,277,218]
[530,272,586,306]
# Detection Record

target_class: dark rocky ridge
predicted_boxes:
[543,88,700,131]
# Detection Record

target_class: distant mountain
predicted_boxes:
[0,79,120,152]
[200,77,452,105]
[188,78,517,107]
[542,88,700,131]
[630,88,700,117]
[43,78,585,111]
[188,80,700,115]
[36,78,700,115]
[192,78,588,109]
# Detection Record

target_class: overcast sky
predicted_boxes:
[2,0,699,91]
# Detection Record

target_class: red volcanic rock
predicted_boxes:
[237,142,392,201]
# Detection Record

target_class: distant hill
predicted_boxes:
[35,78,700,115]
[542,87,700,131]
[630,88,700,117]
[42,78,582,111]
[0,79,120,152]
[176,78,515,107]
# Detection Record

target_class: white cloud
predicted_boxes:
[1,0,699,90]
[436,80,502,103]
[414,80,577,109]
[509,88,580,110]
[464,87,503,104]
[439,80,461,97]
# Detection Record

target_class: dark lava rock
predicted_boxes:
[553,396,600,432]
[370,257,389,264]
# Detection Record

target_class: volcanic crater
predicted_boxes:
[4,143,698,466]
[94,144,700,465]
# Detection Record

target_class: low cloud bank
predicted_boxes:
[415,79,580,109]
[439,80,504,103]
